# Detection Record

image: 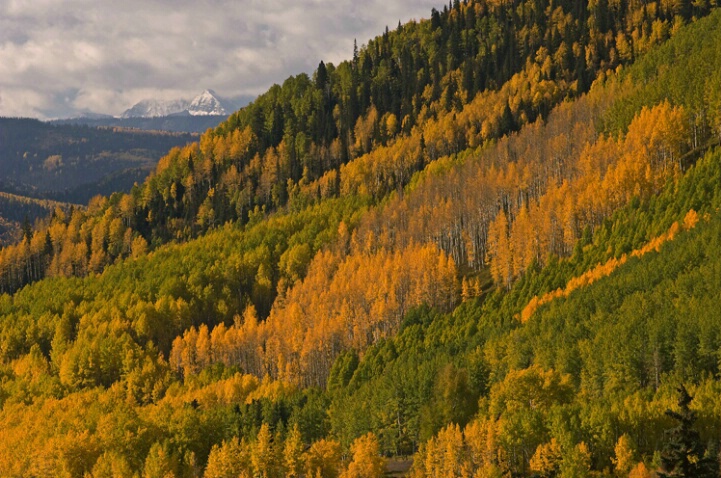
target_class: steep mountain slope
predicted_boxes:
[0,0,707,297]
[0,2,721,477]
[404,148,721,477]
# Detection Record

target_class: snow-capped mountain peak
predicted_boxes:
[120,90,230,119]
[188,90,227,116]
[120,98,190,119]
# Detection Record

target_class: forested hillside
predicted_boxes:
[1,1,721,477]
[0,192,74,246]
[0,118,194,203]
[0,0,711,297]
[52,115,230,135]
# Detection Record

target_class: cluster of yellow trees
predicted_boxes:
[205,428,385,478]
[0,369,389,478]
[170,242,458,386]
[0,197,148,294]
[409,365,705,478]
[411,420,655,478]
[163,93,693,397]
[345,90,690,292]
[486,101,688,287]
[310,50,583,205]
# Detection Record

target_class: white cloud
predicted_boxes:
[0,0,439,119]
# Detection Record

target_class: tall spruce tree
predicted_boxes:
[657,385,719,477]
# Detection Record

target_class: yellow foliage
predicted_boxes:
[521,209,701,322]
[251,423,277,478]
[340,433,386,478]
[283,424,305,478]
[628,462,652,478]
[529,438,562,476]
[489,366,573,416]
[169,242,457,387]
[204,438,251,478]
[410,418,511,478]
[305,439,342,478]
[245,375,295,404]
[611,434,636,476]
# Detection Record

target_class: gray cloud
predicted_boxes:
[0,0,439,119]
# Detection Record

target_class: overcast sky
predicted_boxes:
[0,0,439,119]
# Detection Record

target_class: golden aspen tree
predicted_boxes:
[259,147,280,205]
[180,327,199,376]
[464,418,510,477]
[439,424,466,477]
[144,442,179,478]
[628,462,652,478]
[340,433,386,478]
[283,424,304,478]
[530,438,562,477]
[91,451,134,478]
[612,435,636,476]
[305,439,342,478]
[510,203,534,277]
[461,277,473,301]
[487,210,511,288]
[196,324,211,370]
[415,436,440,478]
[252,423,278,478]
[131,236,148,259]
[209,322,227,365]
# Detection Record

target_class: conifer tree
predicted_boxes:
[657,385,719,477]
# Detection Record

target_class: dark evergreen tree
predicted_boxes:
[315,61,328,91]
[500,101,516,134]
[21,215,32,241]
[658,385,720,477]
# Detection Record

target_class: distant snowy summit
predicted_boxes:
[52,90,254,133]
[188,90,227,116]
[121,98,191,118]
[121,90,234,118]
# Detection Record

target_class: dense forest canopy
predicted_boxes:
[1,1,721,477]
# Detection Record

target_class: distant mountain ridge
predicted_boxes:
[52,90,253,133]
[121,89,238,118]
[120,98,191,118]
